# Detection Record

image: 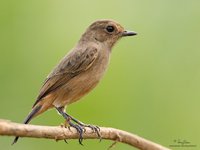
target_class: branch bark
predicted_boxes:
[0,119,170,150]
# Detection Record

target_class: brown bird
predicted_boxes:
[12,19,137,144]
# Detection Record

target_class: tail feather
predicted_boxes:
[12,105,42,145]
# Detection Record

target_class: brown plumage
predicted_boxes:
[12,19,137,144]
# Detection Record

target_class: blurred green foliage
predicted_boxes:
[0,0,200,150]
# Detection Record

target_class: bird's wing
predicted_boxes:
[32,47,98,107]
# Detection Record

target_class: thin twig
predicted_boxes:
[0,119,170,150]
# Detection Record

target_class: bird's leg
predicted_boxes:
[56,107,101,140]
[56,107,84,145]
[68,115,101,140]
[57,108,101,140]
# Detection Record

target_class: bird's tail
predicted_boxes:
[11,105,42,145]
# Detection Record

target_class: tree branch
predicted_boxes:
[0,119,170,150]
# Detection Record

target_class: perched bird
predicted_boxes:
[12,19,137,144]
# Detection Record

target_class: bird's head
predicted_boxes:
[80,19,137,49]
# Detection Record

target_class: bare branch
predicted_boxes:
[0,119,170,150]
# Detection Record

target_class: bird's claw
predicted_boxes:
[82,124,101,141]
[64,139,68,144]
[69,122,84,145]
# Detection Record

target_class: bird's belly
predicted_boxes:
[65,71,101,104]
[53,57,109,107]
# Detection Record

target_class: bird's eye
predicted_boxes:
[106,26,115,33]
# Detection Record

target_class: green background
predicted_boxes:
[0,0,200,150]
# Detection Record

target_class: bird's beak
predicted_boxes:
[122,30,137,37]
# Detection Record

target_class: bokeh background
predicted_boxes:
[0,0,200,150]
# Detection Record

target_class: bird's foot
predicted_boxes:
[83,124,101,141]
[56,107,101,144]
[66,119,101,143]
[68,121,84,145]
[73,121,101,141]
[63,113,101,141]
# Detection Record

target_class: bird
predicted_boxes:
[12,19,137,145]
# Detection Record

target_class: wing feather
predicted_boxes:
[32,47,98,107]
